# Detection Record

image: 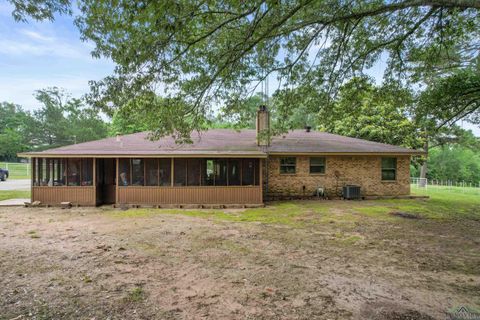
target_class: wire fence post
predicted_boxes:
[411,176,479,195]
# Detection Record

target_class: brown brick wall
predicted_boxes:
[265,155,410,198]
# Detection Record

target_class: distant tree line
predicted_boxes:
[0,87,107,161]
[1,84,479,183]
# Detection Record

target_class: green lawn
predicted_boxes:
[0,162,31,179]
[1,186,477,222]
[112,186,480,224]
[0,190,31,201]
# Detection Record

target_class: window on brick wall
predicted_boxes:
[309,157,326,174]
[381,157,397,181]
[280,157,296,174]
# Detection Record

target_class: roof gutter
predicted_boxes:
[267,151,426,156]
[17,153,269,159]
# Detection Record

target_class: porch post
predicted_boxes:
[31,157,34,203]
[93,158,96,206]
[115,158,119,205]
[65,159,68,186]
[259,158,263,202]
[171,158,174,186]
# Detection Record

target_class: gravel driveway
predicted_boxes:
[0,179,30,191]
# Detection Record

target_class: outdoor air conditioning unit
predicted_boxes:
[342,185,361,200]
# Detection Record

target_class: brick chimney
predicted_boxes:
[256,105,270,146]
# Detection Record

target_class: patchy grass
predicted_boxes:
[110,202,329,226]
[109,188,479,228]
[351,190,479,221]
[126,286,145,302]
[0,190,30,201]
[27,230,40,238]
[1,191,479,319]
[82,275,93,283]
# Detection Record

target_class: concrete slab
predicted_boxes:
[0,198,30,206]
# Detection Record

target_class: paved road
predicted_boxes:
[0,179,30,191]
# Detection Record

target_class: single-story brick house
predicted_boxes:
[19,107,423,206]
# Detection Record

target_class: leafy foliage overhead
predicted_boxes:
[73,0,479,138]
[416,68,480,130]
[8,0,70,21]
[7,0,480,140]
[108,95,203,143]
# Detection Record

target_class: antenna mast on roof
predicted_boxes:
[261,1,269,107]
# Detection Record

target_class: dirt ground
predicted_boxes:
[0,202,479,320]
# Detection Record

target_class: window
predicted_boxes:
[81,159,93,186]
[53,159,67,186]
[117,158,172,187]
[46,159,52,185]
[131,159,144,185]
[242,159,255,185]
[381,157,397,181]
[202,159,215,186]
[280,157,296,174]
[228,160,241,186]
[214,159,228,186]
[119,158,131,186]
[33,158,40,186]
[145,159,158,186]
[174,159,187,186]
[67,159,81,186]
[187,159,201,186]
[197,159,259,186]
[159,159,171,186]
[33,158,92,187]
[310,157,326,174]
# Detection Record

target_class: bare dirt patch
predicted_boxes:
[0,204,479,319]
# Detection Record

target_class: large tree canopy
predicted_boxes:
[76,0,479,138]
[9,0,480,139]
[416,67,480,130]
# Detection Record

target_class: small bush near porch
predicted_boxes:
[0,189,478,319]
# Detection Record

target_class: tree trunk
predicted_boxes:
[419,140,428,187]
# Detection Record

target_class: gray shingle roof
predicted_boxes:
[269,130,421,154]
[20,129,423,157]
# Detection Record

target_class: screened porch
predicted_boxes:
[117,158,262,205]
[30,157,263,206]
